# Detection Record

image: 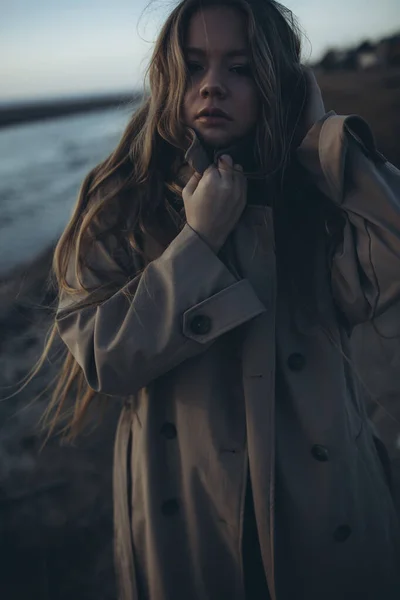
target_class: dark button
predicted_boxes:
[160,422,177,440]
[287,353,306,371]
[311,445,329,462]
[190,314,212,336]
[161,499,180,517]
[334,525,352,542]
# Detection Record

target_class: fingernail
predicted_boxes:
[220,154,232,164]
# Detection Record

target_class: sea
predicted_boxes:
[0,106,135,275]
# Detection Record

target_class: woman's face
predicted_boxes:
[182,5,260,149]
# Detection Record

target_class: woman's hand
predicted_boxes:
[182,155,247,253]
[298,67,326,143]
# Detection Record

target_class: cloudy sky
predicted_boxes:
[2,0,399,102]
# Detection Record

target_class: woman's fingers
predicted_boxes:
[234,164,247,201]
[233,163,245,187]
[186,158,244,200]
[219,158,247,208]
[234,162,244,181]
[217,154,234,181]
[184,170,202,197]
[234,163,243,175]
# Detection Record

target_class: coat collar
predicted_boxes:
[176,129,271,208]
[184,129,259,176]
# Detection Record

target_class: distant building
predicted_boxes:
[357,52,380,70]
[355,41,380,70]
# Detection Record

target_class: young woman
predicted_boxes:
[40,0,400,598]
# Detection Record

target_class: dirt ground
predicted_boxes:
[317,68,400,167]
[0,70,399,598]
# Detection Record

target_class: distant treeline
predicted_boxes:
[316,32,400,72]
[0,92,142,129]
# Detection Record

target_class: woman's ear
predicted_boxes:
[297,66,326,143]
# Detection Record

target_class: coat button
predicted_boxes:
[190,314,212,335]
[160,422,177,440]
[311,445,329,462]
[287,353,306,371]
[161,499,180,517]
[334,525,352,542]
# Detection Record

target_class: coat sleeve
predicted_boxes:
[297,110,400,327]
[56,221,266,396]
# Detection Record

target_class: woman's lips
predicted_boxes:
[196,115,231,126]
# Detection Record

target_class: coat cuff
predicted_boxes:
[182,279,266,344]
[296,111,387,205]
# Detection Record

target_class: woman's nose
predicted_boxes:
[199,72,227,99]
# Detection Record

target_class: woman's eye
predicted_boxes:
[185,61,252,77]
[186,61,203,74]
[230,64,252,76]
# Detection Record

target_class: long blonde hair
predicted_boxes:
[20,0,311,439]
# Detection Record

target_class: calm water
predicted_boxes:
[0,106,134,275]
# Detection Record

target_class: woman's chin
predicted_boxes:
[196,128,234,149]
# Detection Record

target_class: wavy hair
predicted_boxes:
[18,0,316,439]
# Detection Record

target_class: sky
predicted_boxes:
[1,0,400,102]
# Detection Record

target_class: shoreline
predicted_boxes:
[0,92,142,129]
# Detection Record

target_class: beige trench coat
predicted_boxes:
[57,112,400,600]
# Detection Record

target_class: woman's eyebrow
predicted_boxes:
[185,47,248,58]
